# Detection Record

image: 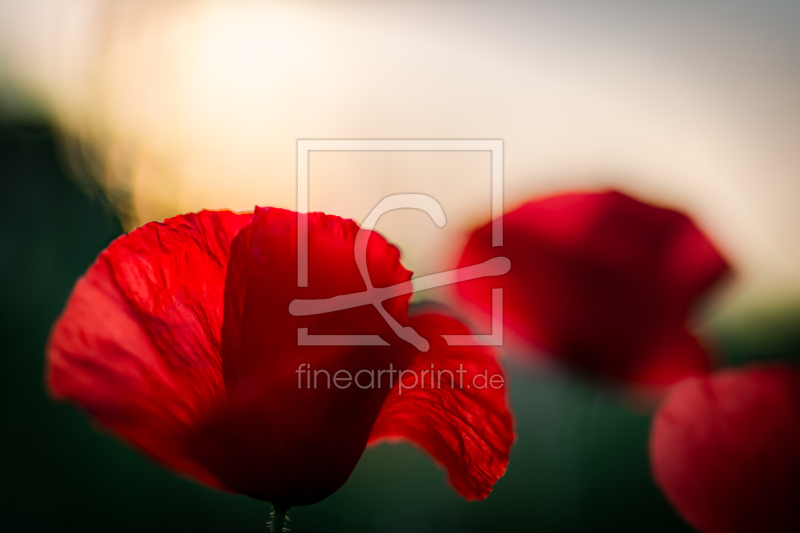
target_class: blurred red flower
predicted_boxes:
[650,365,800,533]
[48,207,514,509]
[456,190,729,388]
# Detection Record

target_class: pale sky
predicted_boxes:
[1,0,799,316]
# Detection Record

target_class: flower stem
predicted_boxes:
[270,504,288,532]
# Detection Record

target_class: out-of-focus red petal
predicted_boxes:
[47,210,252,489]
[368,314,515,501]
[457,190,729,387]
[627,327,711,387]
[650,366,800,533]
[186,207,416,507]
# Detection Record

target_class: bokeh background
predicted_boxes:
[1,1,799,531]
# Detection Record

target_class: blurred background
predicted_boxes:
[1,1,798,531]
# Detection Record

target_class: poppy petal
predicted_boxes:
[457,190,729,387]
[47,210,252,488]
[650,366,800,533]
[619,327,712,387]
[185,207,417,506]
[220,207,412,392]
[368,314,515,501]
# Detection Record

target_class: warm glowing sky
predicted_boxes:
[1,0,799,315]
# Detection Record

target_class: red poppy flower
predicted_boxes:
[650,365,800,533]
[47,207,514,511]
[456,190,730,388]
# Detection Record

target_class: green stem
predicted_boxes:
[270,504,288,532]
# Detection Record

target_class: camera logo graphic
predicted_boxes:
[290,140,508,350]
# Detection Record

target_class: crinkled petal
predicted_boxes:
[368,314,515,501]
[47,210,252,488]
